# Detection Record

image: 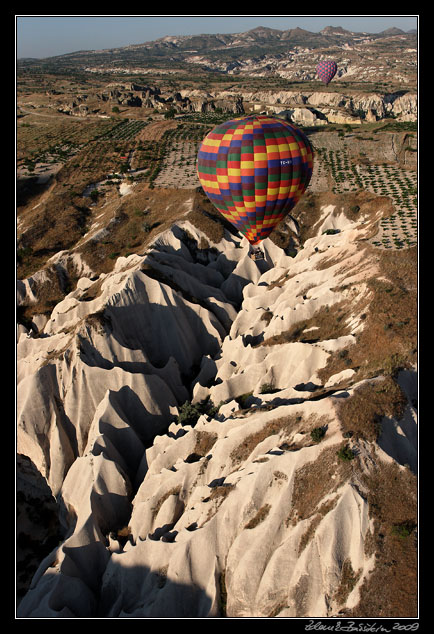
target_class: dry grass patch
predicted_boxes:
[17,191,93,280]
[346,462,417,618]
[17,152,125,279]
[230,413,304,465]
[230,413,330,467]
[298,497,338,553]
[317,245,417,385]
[203,483,235,504]
[79,278,105,302]
[188,190,236,244]
[81,310,112,336]
[316,344,358,387]
[77,187,196,274]
[17,266,71,328]
[18,168,198,280]
[151,486,182,520]
[342,190,394,223]
[334,559,363,606]
[135,119,178,142]
[291,191,325,243]
[193,430,218,456]
[244,503,271,529]
[266,271,292,291]
[292,189,394,246]
[336,376,407,442]
[352,252,416,378]
[259,300,352,347]
[201,483,236,526]
[289,446,354,525]
[185,208,225,244]
[264,188,392,261]
[260,310,273,324]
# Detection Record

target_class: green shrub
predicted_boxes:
[337,445,355,461]
[259,382,279,394]
[177,401,203,426]
[310,427,326,443]
[235,392,253,408]
[176,397,222,426]
[17,246,33,263]
[391,521,416,539]
[207,400,225,417]
[323,228,340,235]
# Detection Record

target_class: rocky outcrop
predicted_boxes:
[54,80,416,123]
[17,196,417,617]
[384,92,418,121]
[243,89,417,124]
[94,83,244,115]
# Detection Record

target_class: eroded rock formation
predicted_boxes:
[17,201,417,617]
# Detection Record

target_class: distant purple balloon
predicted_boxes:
[316,60,338,85]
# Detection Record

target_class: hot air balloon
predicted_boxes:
[196,114,314,249]
[316,60,338,85]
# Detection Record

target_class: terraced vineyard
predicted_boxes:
[312,141,417,250]
[154,138,201,188]
[99,118,148,140]
[137,122,211,188]
[356,163,417,249]
[17,117,122,165]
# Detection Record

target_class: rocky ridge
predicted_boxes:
[17,192,417,617]
[51,83,417,126]
[20,25,415,89]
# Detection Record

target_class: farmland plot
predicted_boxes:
[356,164,417,249]
[17,116,122,163]
[311,141,417,250]
[154,139,201,188]
[307,154,330,193]
[99,119,148,141]
[135,122,210,189]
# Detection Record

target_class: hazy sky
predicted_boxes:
[16,14,418,59]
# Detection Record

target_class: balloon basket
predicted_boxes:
[249,246,264,261]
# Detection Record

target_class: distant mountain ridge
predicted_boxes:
[17,24,416,67]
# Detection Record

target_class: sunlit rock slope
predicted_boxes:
[17,196,417,618]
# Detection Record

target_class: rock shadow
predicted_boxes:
[98,560,215,618]
[377,368,418,474]
[106,298,222,374]
[378,413,417,474]
[17,175,53,207]
[16,455,64,606]
[150,228,264,308]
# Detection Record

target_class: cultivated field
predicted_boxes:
[309,127,417,249]
[17,99,417,269]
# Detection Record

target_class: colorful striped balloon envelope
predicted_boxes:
[196,114,314,246]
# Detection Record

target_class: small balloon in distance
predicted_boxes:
[316,60,338,85]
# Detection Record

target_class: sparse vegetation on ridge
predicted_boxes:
[346,462,417,618]
[337,376,407,443]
